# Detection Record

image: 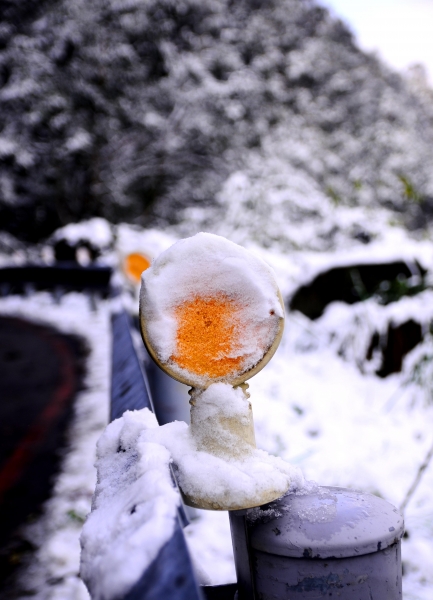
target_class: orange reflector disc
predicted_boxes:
[171,294,250,379]
[124,253,151,283]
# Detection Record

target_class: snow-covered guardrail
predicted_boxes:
[82,308,239,599]
[80,309,204,600]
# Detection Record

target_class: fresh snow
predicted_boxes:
[3,0,433,237]
[51,218,113,250]
[2,0,433,595]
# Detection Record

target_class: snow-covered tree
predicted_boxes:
[1,0,433,241]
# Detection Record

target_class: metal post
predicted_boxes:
[229,486,404,599]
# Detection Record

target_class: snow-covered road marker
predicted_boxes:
[139,232,302,510]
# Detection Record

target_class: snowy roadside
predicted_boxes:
[0,292,110,600]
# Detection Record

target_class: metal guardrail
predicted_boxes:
[111,311,239,600]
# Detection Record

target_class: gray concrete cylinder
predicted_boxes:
[229,486,404,600]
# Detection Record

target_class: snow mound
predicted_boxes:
[140,232,283,387]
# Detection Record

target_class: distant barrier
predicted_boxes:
[0,264,112,296]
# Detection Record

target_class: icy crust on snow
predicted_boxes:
[140,232,283,386]
[80,409,180,600]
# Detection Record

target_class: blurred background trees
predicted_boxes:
[1,0,433,243]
